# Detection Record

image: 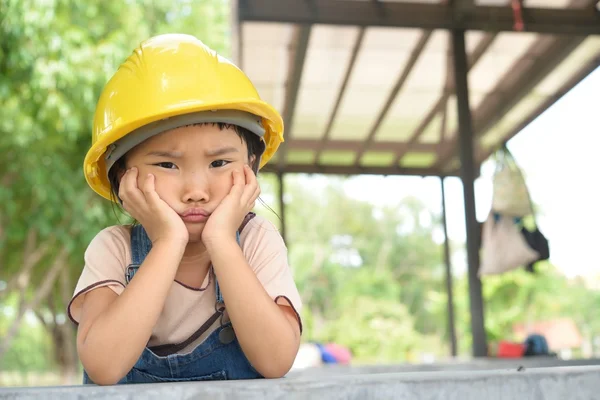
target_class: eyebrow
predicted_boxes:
[145,151,184,158]
[205,147,239,157]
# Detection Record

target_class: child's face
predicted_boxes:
[124,124,252,242]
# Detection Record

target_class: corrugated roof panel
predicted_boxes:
[469,32,539,95]
[319,150,356,165]
[399,152,437,167]
[291,25,360,140]
[360,151,396,167]
[328,27,423,140]
[287,150,316,164]
[242,22,294,113]
[536,36,600,95]
[375,30,447,142]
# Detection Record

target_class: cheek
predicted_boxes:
[153,176,177,196]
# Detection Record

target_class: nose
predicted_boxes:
[181,172,210,204]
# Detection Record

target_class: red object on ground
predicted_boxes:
[497,341,525,358]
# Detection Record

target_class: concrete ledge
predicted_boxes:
[2,366,600,400]
[287,357,600,377]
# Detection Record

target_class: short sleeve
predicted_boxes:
[240,216,303,332]
[67,225,131,325]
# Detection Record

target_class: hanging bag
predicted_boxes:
[491,145,533,217]
[479,213,540,277]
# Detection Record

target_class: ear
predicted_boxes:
[250,140,266,174]
[248,155,261,175]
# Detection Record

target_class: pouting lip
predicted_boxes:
[180,208,211,217]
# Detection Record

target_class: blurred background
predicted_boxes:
[1,0,599,387]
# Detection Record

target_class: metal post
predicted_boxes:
[230,0,242,66]
[451,29,487,358]
[277,172,287,243]
[440,177,458,357]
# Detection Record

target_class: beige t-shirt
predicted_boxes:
[68,215,302,354]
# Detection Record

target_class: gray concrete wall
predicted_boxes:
[1,365,600,400]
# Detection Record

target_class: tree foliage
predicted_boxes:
[0,0,230,378]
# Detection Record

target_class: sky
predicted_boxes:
[336,66,600,279]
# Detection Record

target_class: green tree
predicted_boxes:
[0,0,230,379]
[277,175,448,362]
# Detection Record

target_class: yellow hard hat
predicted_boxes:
[83,34,284,201]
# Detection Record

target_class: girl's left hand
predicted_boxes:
[202,165,260,246]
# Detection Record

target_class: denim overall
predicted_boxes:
[83,220,262,384]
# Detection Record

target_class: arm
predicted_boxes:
[78,168,189,385]
[207,238,301,379]
[77,240,185,385]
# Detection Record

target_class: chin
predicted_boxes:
[186,227,205,243]
[187,235,204,245]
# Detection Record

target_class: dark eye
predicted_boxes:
[156,162,177,169]
[210,160,230,168]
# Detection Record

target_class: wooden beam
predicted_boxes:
[393,33,496,166]
[277,24,311,169]
[239,0,600,35]
[262,163,459,177]
[435,35,585,170]
[476,49,600,165]
[315,28,366,162]
[353,31,432,166]
[286,138,449,153]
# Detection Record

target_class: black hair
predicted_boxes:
[108,122,266,204]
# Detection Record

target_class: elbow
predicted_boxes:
[79,347,127,385]
[262,369,290,379]
[78,337,133,385]
[260,365,292,379]
[254,354,296,379]
[92,373,122,386]
[84,366,125,386]
[255,331,300,379]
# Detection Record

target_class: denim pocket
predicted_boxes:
[129,368,227,383]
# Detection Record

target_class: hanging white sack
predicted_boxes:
[491,145,533,217]
[479,213,540,277]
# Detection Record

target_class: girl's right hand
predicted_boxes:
[119,167,189,246]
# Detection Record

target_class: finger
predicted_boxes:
[229,168,245,197]
[252,184,261,202]
[245,186,260,211]
[142,173,162,207]
[118,168,132,200]
[240,165,259,205]
[234,168,246,186]
[119,168,141,202]
[244,164,257,185]
[241,170,260,207]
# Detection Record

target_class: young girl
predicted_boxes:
[67,34,303,385]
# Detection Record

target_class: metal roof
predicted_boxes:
[233,0,600,176]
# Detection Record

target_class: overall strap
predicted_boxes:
[126,224,152,283]
[139,213,257,356]
[214,212,256,303]
[148,307,225,356]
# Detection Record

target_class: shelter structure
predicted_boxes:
[232,0,600,357]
